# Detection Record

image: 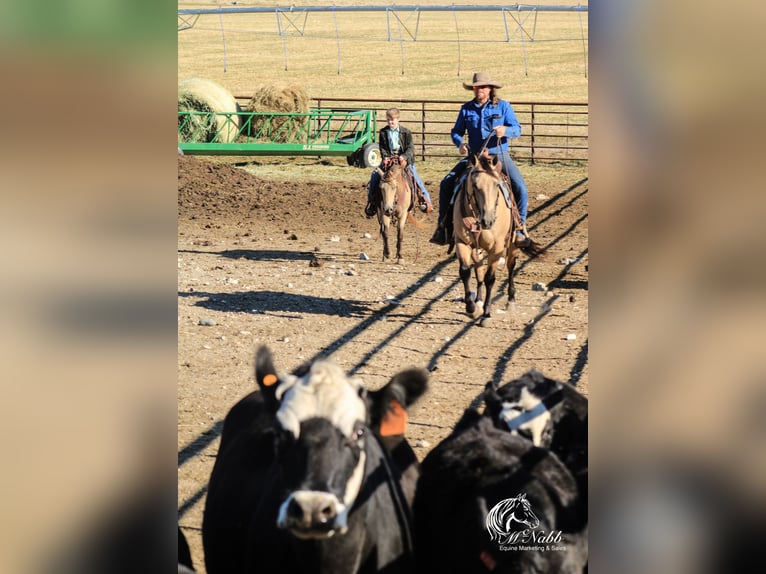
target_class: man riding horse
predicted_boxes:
[430,71,534,248]
[365,107,433,218]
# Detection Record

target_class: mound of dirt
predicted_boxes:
[178,156,368,234]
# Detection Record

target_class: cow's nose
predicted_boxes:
[287,497,336,524]
[313,501,336,525]
[283,492,340,535]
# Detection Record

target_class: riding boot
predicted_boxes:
[445,218,454,244]
[364,189,378,218]
[429,226,447,245]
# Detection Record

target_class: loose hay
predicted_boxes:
[178,78,240,143]
[244,83,310,143]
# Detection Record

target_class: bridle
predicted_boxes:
[460,163,501,241]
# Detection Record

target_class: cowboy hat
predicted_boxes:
[462,71,503,90]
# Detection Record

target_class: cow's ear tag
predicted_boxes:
[262,373,278,387]
[380,399,407,436]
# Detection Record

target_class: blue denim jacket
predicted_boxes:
[450,98,522,155]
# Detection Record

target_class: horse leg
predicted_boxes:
[395,217,405,263]
[506,247,518,308]
[474,263,487,311]
[459,264,476,316]
[381,219,390,261]
[480,263,498,326]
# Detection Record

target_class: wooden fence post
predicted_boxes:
[530,102,536,165]
[420,101,426,161]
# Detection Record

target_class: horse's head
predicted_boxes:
[486,492,540,542]
[377,163,407,217]
[509,493,539,529]
[467,154,503,229]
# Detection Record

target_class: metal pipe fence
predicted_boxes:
[311,97,588,165]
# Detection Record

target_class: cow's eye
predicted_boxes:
[347,426,365,448]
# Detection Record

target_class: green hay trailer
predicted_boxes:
[178,108,381,168]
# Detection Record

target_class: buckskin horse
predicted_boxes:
[452,153,545,326]
[373,162,417,263]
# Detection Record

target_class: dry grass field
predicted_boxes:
[179,1,588,103]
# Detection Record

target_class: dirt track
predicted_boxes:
[177,155,588,572]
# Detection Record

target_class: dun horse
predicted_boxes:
[452,154,545,326]
[374,163,415,263]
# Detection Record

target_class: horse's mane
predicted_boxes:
[470,154,502,178]
[382,162,404,182]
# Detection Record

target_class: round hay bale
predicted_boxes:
[178,78,240,143]
[244,83,310,142]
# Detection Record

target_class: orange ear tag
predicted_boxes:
[262,373,278,387]
[380,400,408,437]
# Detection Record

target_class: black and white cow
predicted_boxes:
[202,346,428,574]
[413,371,588,573]
[483,369,588,501]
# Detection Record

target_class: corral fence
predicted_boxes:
[310,97,588,165]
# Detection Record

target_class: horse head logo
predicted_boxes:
[486,493,540,544]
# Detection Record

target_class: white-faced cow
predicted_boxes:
[483,369,588,501]
[413,371,588,573]
[202,346,428,574]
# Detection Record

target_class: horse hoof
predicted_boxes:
[465,304,476,316]
[479,316,493,327]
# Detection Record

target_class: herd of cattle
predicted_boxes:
[179,345,588,573]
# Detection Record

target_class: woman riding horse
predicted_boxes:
[453,153,545,326]
[431,71,533,248]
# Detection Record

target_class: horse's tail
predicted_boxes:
[519,238,547,260]
[406,212,426,229]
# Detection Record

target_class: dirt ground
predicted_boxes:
[177,155,589,572]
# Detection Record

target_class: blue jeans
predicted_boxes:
[368,165,431,204]
[437,153,528,226]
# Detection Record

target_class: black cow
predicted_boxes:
[178,527,194,573]
[202,346,428,574]
[413,371,588,573]
[483,370,588,502]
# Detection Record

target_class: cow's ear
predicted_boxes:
[483,381,503,421]
[385,367,428,407]
[368,368,428,435]
[254,345,280,408]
